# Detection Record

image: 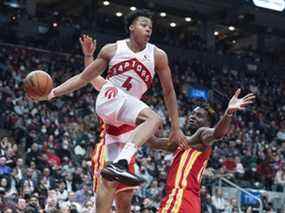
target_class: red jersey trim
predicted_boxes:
[105,124,135,136]
[91,122,106,192]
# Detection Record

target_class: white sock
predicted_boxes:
[114,143,138,164]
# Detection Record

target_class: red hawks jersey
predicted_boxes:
[107,39,156,99]
[165,146,212,197]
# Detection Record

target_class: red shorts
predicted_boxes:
[159,189,201,213]
[115,157,138,193]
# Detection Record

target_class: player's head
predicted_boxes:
[188,103,216,133]
[125,9,153,45]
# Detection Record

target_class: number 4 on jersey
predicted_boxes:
[122,77,132,91]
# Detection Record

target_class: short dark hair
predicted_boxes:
[197,103,217,127]
[124,9,152,33]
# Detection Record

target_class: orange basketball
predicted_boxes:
[23,70,53,99]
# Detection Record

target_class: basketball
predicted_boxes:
[23,70,53,99]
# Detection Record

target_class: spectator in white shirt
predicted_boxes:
[235,156,245,178]
[212,188,228,211]
[274,165,285,191]
[57,180,68,202]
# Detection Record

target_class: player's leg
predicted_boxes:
[113,155,138,213]
[96,83,162,148]
[114,190,134,213]
[128,107,162,146]
[97,84,162,185]
[101,107,162,185]
[96,179,117,213]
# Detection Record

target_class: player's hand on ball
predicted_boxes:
[169,129,189,150]
[26,89,54,101]
[23,70,54,102]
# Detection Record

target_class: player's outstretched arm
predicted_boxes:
[198,89,255,146]
[155,48,188,150]
[48,44,113,100]
[79,34,107,91]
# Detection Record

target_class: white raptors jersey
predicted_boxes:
[107,39,156,99]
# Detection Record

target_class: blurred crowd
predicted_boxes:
[0,39,285,213]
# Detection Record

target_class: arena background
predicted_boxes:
[1,0,285,212]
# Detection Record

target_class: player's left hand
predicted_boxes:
[79,34,96,57]
[226,89,255,114]
[169,129,189,150]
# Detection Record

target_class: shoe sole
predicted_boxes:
[101,167,144,186]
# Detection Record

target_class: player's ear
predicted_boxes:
[129,24,134,32]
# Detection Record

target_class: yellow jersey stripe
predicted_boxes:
[172,151,201,212]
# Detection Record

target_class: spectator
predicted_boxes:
[0,156,12,176]
[276,120,285,142]
[75,184,90,205]
[21,168,37,196]
[25,195,40,213]
[235,156,245,178]
[56,180,68,203]
[41,168,56,190]
[201,186,217,213]
[16,198,27,212]
[274,165,285,191]
[59,191,82,212]
[225,198,240,213]
[25,144,41,169]
[14,158,24,182]
[212,189,228,212]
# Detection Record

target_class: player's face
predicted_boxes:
[130,16,152,44]
[189,107,210,131]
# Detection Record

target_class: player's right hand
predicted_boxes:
[27,89,55,102]
[79,34,96,57]
[169,129,189,150]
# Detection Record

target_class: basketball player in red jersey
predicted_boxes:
[45,9,187,188]
[80,35,141,213]
[147,89,255,213]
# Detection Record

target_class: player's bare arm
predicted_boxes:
[198,89,255,146]
[79,34,107,91]
[148,89,255,151]
[146,136,177,152]
[48,43,115,99]
[155,47,188,149]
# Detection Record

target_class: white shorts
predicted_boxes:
[96,82,149,127]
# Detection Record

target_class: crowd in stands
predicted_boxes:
[0,29,285,212]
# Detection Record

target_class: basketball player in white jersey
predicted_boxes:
[45,9,188,186]
[80,34,139,213]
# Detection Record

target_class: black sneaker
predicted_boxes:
[101,159,144,186]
